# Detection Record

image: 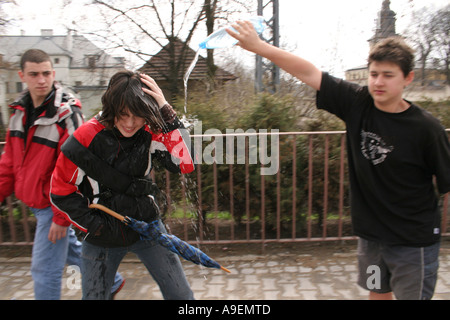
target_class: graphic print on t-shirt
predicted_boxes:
[360,130,394,165]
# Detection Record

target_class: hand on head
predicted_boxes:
[139,74,168,108]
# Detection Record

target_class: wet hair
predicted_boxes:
[99,70,166,133]
[20,49,53,71]
[368,37,415,77]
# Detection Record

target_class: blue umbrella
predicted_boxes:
[89,204,231,273]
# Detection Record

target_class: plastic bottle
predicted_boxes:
[184,17,265,113]
[198,16,266,49]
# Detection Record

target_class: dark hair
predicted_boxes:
[20,49,53,71]
[99,70,165,133]
[368,37,415,77]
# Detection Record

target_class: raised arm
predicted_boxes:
[226,20,322,91]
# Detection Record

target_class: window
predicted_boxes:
[87,56,98,68]
[54,58,60,64]
[89,57,96,68]
[16,82,23,93]
[85,55,100,69]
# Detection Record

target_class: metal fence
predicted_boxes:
[0,130,449,246]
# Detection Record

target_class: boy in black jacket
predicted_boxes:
[51,71,195,299]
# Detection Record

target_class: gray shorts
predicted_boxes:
[357,238,440,300]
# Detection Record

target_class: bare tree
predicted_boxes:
[432,5,450,84]
[404,5,450,86]
[63,0,206,100]
[0,0,15,32]
[404,7,437,86]
[68,0,252,99]
[202,0,253,80]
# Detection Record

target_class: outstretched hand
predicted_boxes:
[226,20,264,53]
[140,74,168,108]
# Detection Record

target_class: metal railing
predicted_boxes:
[0,130,449,246]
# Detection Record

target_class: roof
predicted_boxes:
[138,38,236,81]
[0,33,124,68]
[345,65,368,72]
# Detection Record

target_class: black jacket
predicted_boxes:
[50,113,195,247]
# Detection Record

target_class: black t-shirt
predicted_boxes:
[317,72,450,246]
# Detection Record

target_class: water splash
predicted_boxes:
[183,49,201,114]
[183,16,265,115]
[179,114,197,132]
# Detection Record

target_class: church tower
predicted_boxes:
[369,0,399,47]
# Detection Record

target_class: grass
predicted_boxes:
[166,206,350,222]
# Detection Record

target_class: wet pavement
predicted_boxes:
[1,241,449,300]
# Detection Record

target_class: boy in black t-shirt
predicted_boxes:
[227,21,450,300]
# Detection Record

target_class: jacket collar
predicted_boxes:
[10,82,73,125]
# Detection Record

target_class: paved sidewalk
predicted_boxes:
[1,242,449,300]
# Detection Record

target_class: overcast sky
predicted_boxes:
[3,0,448,76]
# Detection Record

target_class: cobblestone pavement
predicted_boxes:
[1,242,449,300]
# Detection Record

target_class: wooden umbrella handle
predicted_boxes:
[220,266,231,273]
[89,203,126,222]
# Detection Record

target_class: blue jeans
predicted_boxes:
[30,207,123,300]
[81,220,194,300]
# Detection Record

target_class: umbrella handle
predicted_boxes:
[221,266,231,273]
[89,203,126,222]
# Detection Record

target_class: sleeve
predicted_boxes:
[50,121,104,232]
[50,151,105,233]
[316,72,365,122]
[51,102,85,226]
[426,128,450,194]
[0,129,16,202]
[151,116,196,174]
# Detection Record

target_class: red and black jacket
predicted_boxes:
[50,111,195,247]
[0,84,83,221]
